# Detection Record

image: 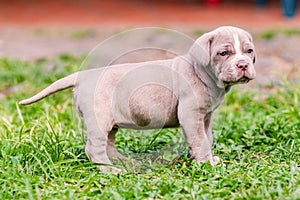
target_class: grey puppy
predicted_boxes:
[20,26,256,173]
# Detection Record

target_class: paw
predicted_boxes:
[107,151,128,161]
[99,166,121,174]
[209,156,220,166]
[195,154,220,166]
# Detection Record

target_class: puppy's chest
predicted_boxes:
[207,89,226,112]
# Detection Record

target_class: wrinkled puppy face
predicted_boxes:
[210,27,256,86]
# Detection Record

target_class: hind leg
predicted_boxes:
[107,128,127,160]
[85,121,121,173]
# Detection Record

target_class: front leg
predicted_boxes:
[179,110,219,166]
[204,112,220,165]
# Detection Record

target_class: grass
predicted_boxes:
[260,28,300,40]
[0,56,300,199]
[70,29,97,40]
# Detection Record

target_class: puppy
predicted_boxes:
[20,26,256,173]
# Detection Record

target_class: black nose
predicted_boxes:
[236,62,249,71]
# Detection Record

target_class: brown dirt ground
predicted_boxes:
[0,0,299,88]
[0,0,299,28]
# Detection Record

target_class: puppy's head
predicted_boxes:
[189,26,256,88]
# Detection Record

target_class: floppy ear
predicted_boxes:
[188,32,215,67]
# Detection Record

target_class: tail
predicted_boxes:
[19,72,79,105]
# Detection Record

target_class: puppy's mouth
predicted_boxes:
[223,75,252,86]
[238,75,252,83]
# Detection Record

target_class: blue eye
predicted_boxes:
[219,51,229,56]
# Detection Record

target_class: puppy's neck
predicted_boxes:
[192,61,225,92]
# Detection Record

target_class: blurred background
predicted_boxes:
[0,0,299,85]
[0,0,299,28]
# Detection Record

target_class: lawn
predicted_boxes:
[0,56,299,199]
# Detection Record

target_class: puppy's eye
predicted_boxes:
[247,49,253,54]
[218,51,229,56]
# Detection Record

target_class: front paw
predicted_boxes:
[195,154,220,166]
[209,156,220,166]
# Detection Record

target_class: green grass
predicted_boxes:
[260,28,300,40]
[70,29,97,40]
[0,57,300,199]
